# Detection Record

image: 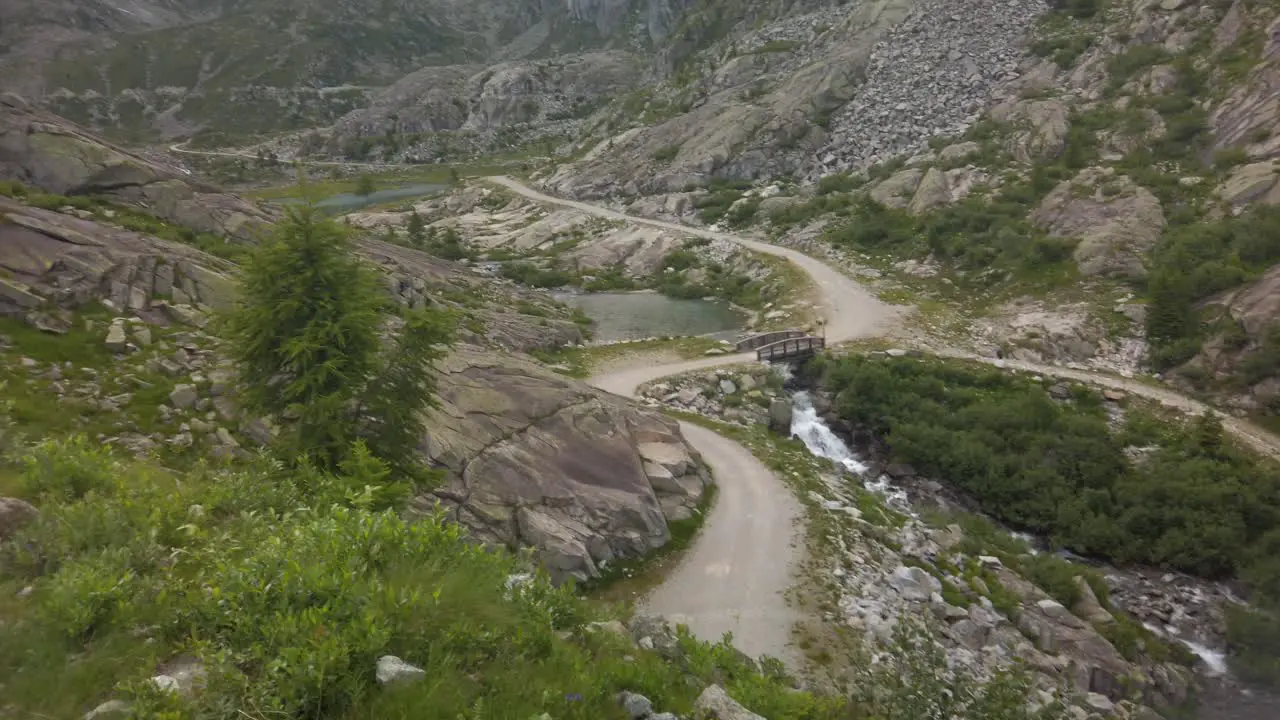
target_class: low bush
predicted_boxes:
[823,356,1280,581]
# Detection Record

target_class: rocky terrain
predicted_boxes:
[0,0,693,141]
[0,94,273,241]
[0,111,723,587]
[634,361,1267,720]
[346,182,815,331]
[517,0,1280,419]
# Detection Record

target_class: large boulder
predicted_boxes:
[1216,160,1280,206]
[693,685,766,720]
[869,168,923,209]
[417,347,712,584]
[1031,168,1165,279]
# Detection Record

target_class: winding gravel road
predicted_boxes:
[161,149,1280,659]
[489,175,1280,665]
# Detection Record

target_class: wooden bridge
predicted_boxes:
[734,330,810,353]
[736,330,826,362]
[756,335,825,362]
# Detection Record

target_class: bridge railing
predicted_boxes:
[735,330,809,353]
[756,336,825,362]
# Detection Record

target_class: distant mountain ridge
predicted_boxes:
[0,0,700,140]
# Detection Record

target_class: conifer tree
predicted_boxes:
[225,204,453,474]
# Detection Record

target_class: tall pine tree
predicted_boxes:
[225,204,453,475]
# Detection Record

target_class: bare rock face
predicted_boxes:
[327,52,637,147]
[0,97,272,242]
[0,197,237,321]
[416,347,712,583]
[1031,168,1165,279]
[1212,15,1280,161]
[1216,160,1280,206]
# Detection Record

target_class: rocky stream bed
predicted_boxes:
[637,360,1280,720]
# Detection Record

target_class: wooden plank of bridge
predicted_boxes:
[735,329,808,353]
[755,335,825,362]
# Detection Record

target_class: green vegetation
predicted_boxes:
[355,173,377,198]
[403,214,471,261]
[0,434,830,719]
[694,180,755,226]
[654,241,788,310]
[815,354,1280,679]
[223,205,455,481]
[1145,205,1280,370]
[819,355,1280,579]
[822,193,1077,290]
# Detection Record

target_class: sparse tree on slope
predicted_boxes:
[225,204,453,477]
[355,173,377,198]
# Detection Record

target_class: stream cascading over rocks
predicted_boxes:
[783,387,1236,680]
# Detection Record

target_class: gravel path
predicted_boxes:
[494,176,1280,667]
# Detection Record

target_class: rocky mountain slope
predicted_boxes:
[524,0,1280,424]
[0,102,714,586]
[0,93,272,241]
[0,0,699,141]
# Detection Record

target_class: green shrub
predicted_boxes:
[652,145,681,163]
[817,173,862,195]
[824,356,1280,580]
[19,435,118,501]
[1146,205,1280,369]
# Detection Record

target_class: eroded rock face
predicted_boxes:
[416,347,711,583]
[1216,160,1280,206]
[0,197,237,321]
[1212,15,1280,161]
[1031,167,1165,279]
[0,97,273,242]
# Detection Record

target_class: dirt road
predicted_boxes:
[493,174,1280,665]
[489,176,904,344]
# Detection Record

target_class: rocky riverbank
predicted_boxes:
[634,359,1276,719]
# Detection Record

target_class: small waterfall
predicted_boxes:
[789,391,867,474]
[1143,621,1229,677]
[789,391,913,511]
[786,389,1236,679]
